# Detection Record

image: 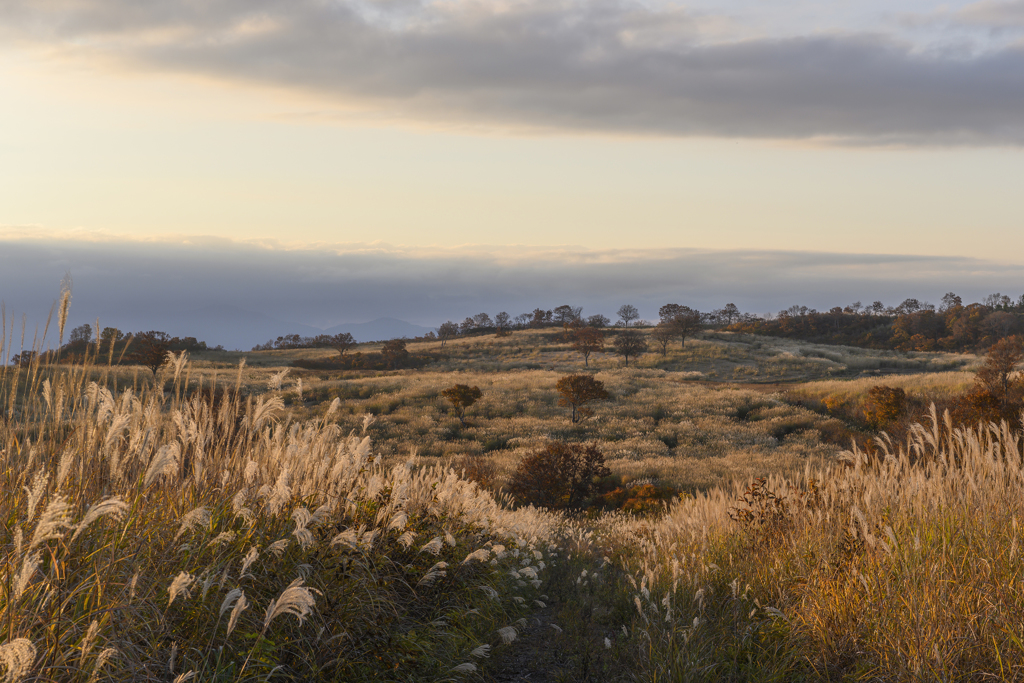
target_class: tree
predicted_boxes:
[472,312,493,329]
[440,384,483,426]
[975,336,1024,412]
[552,305,582,325]
[940,292,963,312]
[508,441,611,509]
[658,306,701,348]
[68,324,93,345]
[494,312,512,336]
[613,329,647,366]
[514,313,532,329]
[380,339,409,369]
[460,317,477,334]
[569,326,604,367]
[717,303,741,325]
[330,332,356,357]
[556,374,610,423]
[437,321,459,348]
[133,331,171,375]
[586,314,610,328]
[530,309,552,328]
[651,323,674,355]
[617,304,639,327]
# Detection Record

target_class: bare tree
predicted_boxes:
[616,304,639,327]
[437,321,459,348]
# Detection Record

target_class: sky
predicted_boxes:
[2,0,1024,347]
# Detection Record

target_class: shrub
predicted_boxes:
[508,441,611,509]
[864,385,907,429]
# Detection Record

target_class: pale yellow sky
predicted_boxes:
[2,15,1024,262]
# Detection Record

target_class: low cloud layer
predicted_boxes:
[2,235,1022,350]
[4,1,1024,144]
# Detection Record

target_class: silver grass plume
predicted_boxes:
[79,620,100,668]
[0,638,36,683]
[71,497,128,542]
[173,673,197,683]
[58,272,72,345]
[469,645,491,659]
[451,663,477,673]
[262,578,317,632]
[144,444,180,488]
[266,539,290,557]
[225,591,249,637]
[417,562,448,588]
[240,546,259,577]
[167,572,195,607]
[497,626,517,644]
[86,647,116,683]
[24,471,48,521]
[173,507,211,543]
[29,496,73,552]
[13,552,40,601]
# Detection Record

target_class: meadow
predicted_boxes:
[3,322,1020,682]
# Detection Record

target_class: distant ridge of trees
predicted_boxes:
[728,293,1024,353]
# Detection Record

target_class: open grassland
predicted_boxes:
[3,325,1019,682]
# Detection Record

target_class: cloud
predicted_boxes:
[2,233,1022,350]
[5,1,1024,144]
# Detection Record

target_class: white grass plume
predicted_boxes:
[28,496,72,552]
[497,626,517,644]
[262,578,317,632]
[79,620,100,668]
[0,638,36,683]
[13,552,40,601]
[71,497,128,543]
[86,647,116,683]
[144,444,180,488]
[173,507,211,543]
[167,572,195,607]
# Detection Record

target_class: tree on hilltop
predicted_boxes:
[616,304,639,327]
[437,321,459,348]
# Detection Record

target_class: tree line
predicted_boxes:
[728,292,1024,352]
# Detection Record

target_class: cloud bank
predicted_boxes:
[4,0,1024,144]
[2,235,1022,350]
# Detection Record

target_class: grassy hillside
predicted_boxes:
[3,326,1019,682]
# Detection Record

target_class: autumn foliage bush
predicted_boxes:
[508,441,611,509]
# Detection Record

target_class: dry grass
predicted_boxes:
[3,317,1008,681]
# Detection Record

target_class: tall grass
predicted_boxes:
[600,408,1024,680]
[0,352,560,681]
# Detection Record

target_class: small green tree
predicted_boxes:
[441,384,483,426]
[556,374,609,423]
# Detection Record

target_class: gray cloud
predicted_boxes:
[5,1,1024,144]
[2,236,1022,350]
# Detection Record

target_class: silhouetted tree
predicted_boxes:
[330,332,357,357]
[494,312,512,336]
[552,305,582,325]
[380,339,409,369]
[133,331,171,375]
[613,329,647,366]
[437,321,459,348]
[617,304,639,327]
[68,324,93,345]
[440,384,483,426]
[586,314,610,328]
[556,374,610,423]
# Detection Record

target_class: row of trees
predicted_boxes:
[251,332,357,355]
[730,292,1024,352]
